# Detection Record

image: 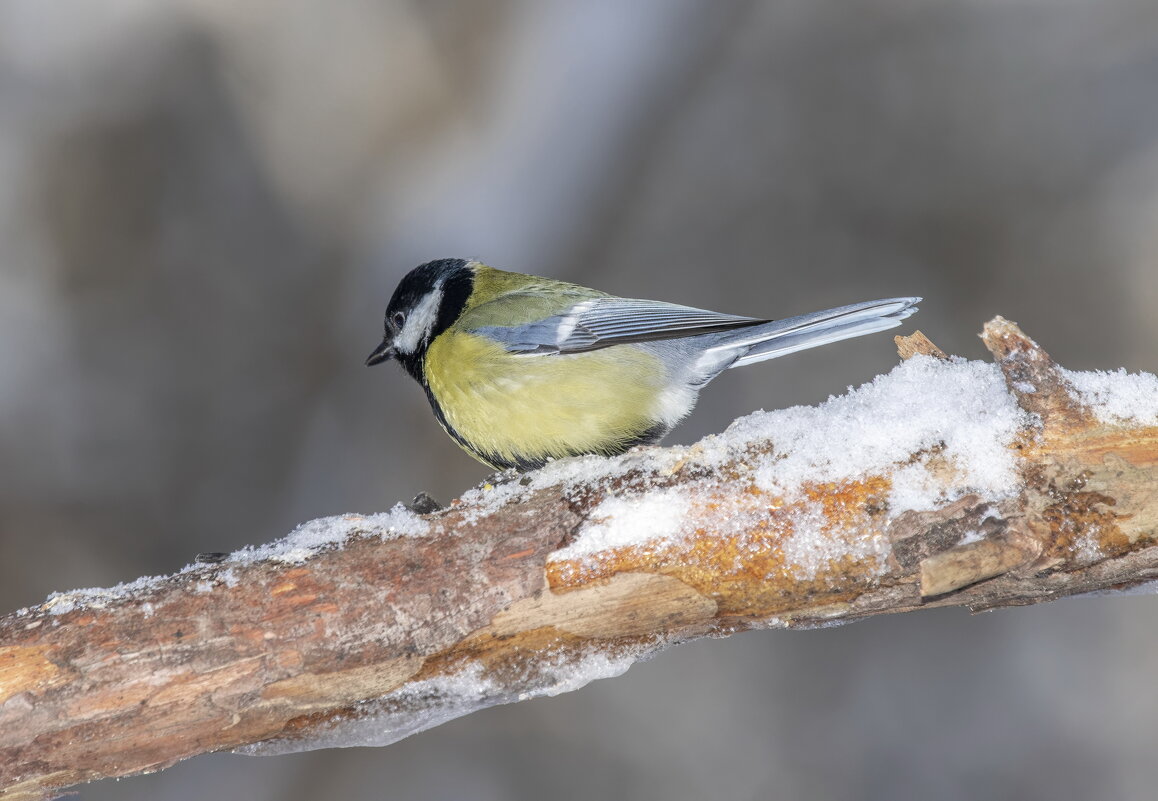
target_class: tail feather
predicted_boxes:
[715,297,921,369]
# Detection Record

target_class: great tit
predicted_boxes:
[366,258,919,471]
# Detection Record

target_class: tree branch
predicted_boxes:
[3,317,1157,799]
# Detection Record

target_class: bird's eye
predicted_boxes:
[391,311,406,330]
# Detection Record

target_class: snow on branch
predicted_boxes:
[3,317,1158,799]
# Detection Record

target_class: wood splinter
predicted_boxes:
[919,538,1036,597]
[894,330,949,361]
[981,316,1094,430]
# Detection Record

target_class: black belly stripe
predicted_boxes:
[420,383,504,468]
[619,420,669,450]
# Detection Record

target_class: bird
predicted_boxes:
[366,258,919,471]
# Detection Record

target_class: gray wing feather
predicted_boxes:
[472,297,764,354]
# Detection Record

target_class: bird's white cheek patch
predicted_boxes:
[395,287,443,354]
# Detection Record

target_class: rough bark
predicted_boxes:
[1,318,1156,800]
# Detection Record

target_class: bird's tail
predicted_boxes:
[716,297,921,369]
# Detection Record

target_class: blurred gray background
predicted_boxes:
[2,1,1158,799]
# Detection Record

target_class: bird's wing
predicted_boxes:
[468,296,765,354]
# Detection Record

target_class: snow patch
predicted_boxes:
[777,501,889,580]
[523,649,635,699]
[229,507,428,566]
[44,575,168,616]
[552,490,689,561]
[39,507,428,615]
[713,356,1028,506]
[1062,367,1158,427]
[239,650,634,755]
[238,663,499,756]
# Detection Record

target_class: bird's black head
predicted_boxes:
[365,258,475,383]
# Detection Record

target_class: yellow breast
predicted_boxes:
[424,330,672,468]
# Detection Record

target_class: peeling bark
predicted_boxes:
[1,318,1156,800]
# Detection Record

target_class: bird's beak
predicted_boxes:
[365,337,395,366]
